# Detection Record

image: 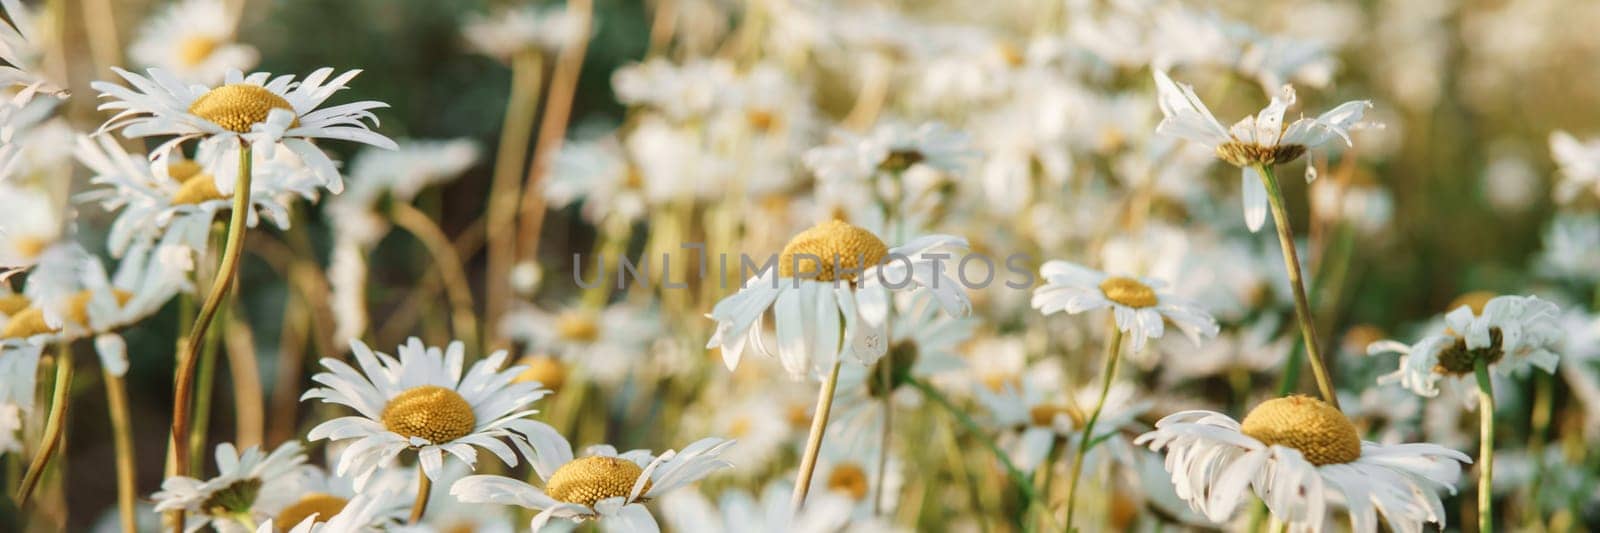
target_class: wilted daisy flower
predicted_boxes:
[1136,395,1470,532]
[152,441,310,532]
[0,243,190,375]
[449,423,733,530]
[300,338,554,485]
[705,219,970,379]
[499,301,659,387]
[463,4,584,61]
[1550,130,1600,203]
[1152,69,1371,231]
[75,134,320,257]
[1032,260,1219,351]
[92,67,398,194]
[129,0,258,84]
[1368,295,1562,404]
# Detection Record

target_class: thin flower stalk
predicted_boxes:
[1259,164,1339,409]
[1064,327,1123,531]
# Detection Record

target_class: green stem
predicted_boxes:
[1527,372,1553,526]
[1475,360,1495,533]
[1065,327,1123,532]
[1258,165,1339,409]
[15,345,72,505]
[908,376,1055,531]
[170,145,254,532]
[188,303,224,476]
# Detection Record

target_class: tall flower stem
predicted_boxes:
[170,145,254,531]
[1258,164,1339,409]
[104,369,138,533]
[15,346,71,505]
[792,360,844,511]
[908,376,1053,531]
[391,202,480,354]
[1475,360,1496,533]
[1065,327,1124,531]
[483,50,545,348]
[409,466,432,523]
[515,0,594,273]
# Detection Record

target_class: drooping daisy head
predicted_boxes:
[92,67,398,195]
[1032,259,1219,352]
[705,219,971,379]
[300,338,554,486]
[129,0,258,84]
[1369,294,1563,402]
[1136,395,1470,532]
[152,441,311,532]
[450,423,734,531]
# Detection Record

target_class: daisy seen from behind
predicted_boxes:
[1367,295,1562,404]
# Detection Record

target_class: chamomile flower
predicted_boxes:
[1368,295,1562,404]
[975,361,1147,473]
[1136,395,1470,532]
[543,135,647,224]
[91,67,398,195]
[463,4,585,61]
[705,219,971,380]
[1535,212,1600,285]
[0,0,66,99]
[806,435,903,518]
[1031,260,1219,351]
[269,451,410,530]
[1152,69,1371,232]
[300,338,554,486]
[129,0,258,84]
[803,122,975,187]
[0,182,63,268]
[499,301,659,387]
[151,441,311,533]
[1550,130,1600,203]
[449,424,734,531]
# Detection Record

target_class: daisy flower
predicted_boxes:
[1535,212,1600,285]
[499,301,659,387]
[300,337,554,486]
[1031,260,1219,351]
[661,481,890,533]
[463,4,585,61]
[0,0,66,99]
[974,360,1147,473]
[91,67,398,195]
[128,0,259,84]
[0,181,64,268]
[543,135,647,225]
[1368,295,1562,404]
[1550,130,1600,203]
[269,455,410,530]
[803,121,976,186]
[806,433,903,518]
[449,423,734,531]
[151,441,311,532]
[829,291,975,445]
[74,134,320,257]
[1152,69,1371,232]
[704,219,971,379]
[1135,395,1470,532]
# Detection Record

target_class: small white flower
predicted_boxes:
[300,338,554,486]
[450,425,734,531]
[1369,295,1562,403]
[1032,260,1219,352]
[1550,130,1600,203]
[463,4,585,60]
[803,122,975,186]
[705,219,970,380]
[499,301,659,387]
[1152,69,1371,232]
[152,441,311,533]
[128,0,258,84]
[1136,396,1469,532]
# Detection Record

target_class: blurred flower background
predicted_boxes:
[1,0,1599,531]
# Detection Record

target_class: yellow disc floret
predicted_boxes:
[512,355,566,392]
[177,36,220,68]
[380,385,477,443]
[1098,277,1158,308]
[1239,395,1361,466]
[274,493,349,530]
[825,463,870,501]
[778,220,890,282]
[188,84,296,133]
[172,173,228,205]
[545,456,650,507]
[554,311,600,343]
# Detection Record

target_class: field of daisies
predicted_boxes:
[2,0,1600,531]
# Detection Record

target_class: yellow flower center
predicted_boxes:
[177,36,220,68]
[11,235,49,260]
[187,84,296,133]
[825,463,870,501]
[1028,403,1085,428]
[1215,141,1307,168]
[778,220,890,282]
[1239,395,1361,466]
[0,293,30,315]
[1098,277,1158,308]
[274,493,349,530]
[747,109,778,132]
[172,173,228,205]
[727,416,752,438]
[380,385,477,443]
[1448,291,1497,316]
[554,311,600,343]
[1,289,134,339]
[513,354,567,392]
[545,456,650,507]
[980,372,1021,393]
